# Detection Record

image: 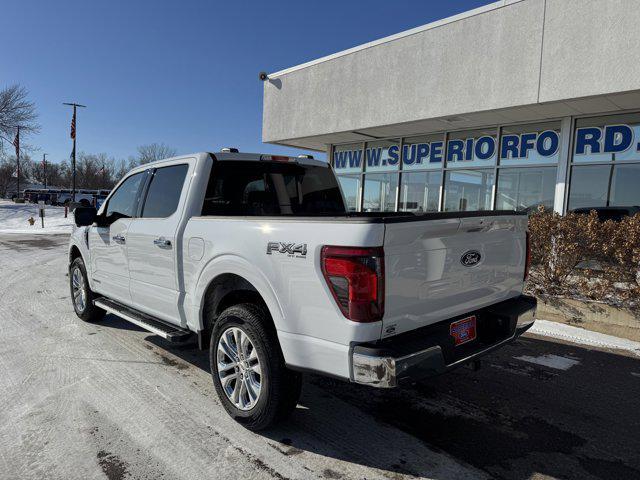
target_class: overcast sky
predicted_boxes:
[3,0,493,163]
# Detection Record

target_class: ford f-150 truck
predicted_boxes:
[69,150,536,430]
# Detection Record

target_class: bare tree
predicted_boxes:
[26,156,64,189]
[0,152,30,197]
[43,162,65,189]
[72,152,117,190]
[0,85,39,153]
[136,143,177,165]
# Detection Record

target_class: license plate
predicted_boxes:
[450,315,477,346]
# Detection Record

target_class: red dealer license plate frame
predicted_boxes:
[450,315,477,346]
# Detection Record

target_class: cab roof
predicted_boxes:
[124,151,329,180]
[210,151,327,168]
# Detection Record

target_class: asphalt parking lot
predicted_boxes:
[0,234,639,480]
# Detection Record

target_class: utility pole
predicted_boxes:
[63,102,86,202]
[15,126,20,198]
[42,153,48,188]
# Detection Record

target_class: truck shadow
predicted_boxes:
[102,313,150,333]
[144,332,640,480]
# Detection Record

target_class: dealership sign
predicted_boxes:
[333,124,640,171]
[574,124,640,156]
[333,130,560,170]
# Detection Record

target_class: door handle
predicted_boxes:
[112,234,126,244]
[153,237,172,249]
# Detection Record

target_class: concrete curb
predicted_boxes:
[536,295,640,342]
[530,319,640,357]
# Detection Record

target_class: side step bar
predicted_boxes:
[94,298,193,343]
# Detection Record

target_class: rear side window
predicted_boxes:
[106,172,146,219]
[142,164,189,218]
[201,161,346,216]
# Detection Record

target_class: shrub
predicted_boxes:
[526,207,640,308]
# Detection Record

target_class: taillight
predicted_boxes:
[524,231,531,281]
[260,155,292,162]
[321,246,384,322]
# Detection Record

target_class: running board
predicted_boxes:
[94,298,193,343]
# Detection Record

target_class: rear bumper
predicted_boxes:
[351,294,537,388]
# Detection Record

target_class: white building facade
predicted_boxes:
[262,0,640,214]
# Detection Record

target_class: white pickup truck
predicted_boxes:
[69,150,536,430]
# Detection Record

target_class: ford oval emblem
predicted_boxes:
[461,250,482,267]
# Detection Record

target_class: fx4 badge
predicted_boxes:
[266,242,308,258]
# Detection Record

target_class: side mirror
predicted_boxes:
[94,213,112,227]
[74,206,97,227]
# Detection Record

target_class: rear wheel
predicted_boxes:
[209,303,302,431]
[69,257,105,322]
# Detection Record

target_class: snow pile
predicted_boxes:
[0,199,74,234]
[530,319,640,357]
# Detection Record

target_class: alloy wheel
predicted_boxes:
[216,326,262,411]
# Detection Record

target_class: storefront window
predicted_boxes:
[573,113,640,163]
[362,172,398,212]
[610,164,640,206]
[568,113,640,210]
[499,121,561,166]
[364,139,400,172]
[330,111,640,214]
[569,164,640,210]
[568,165,610,210]
[399,171,441,212]
[333,143,364,174]
[446,128,497,169]
[336,175,360,212]
[402,134,445,170]
[443,170,494,211]
[496,167,556,212]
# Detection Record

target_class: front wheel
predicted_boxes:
[69,257,105,322]
[210,303,302,431]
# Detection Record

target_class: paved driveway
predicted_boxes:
[0,234,638,480]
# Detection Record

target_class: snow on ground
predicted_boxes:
[531,319,640,357]
[0,199,74,234]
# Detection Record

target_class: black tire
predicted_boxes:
[69,257,105,322]
[209,303,302,431]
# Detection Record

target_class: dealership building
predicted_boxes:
[262,0,640,214]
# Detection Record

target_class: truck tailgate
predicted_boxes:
[382,214,528,337]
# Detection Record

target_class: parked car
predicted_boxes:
[94,189,111,209]
[69,150,536,430]
[571,206,640,222]
[76,190,96,207]
[56,191,72,206]
[94,194,108,209]
[57,190,95,207]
